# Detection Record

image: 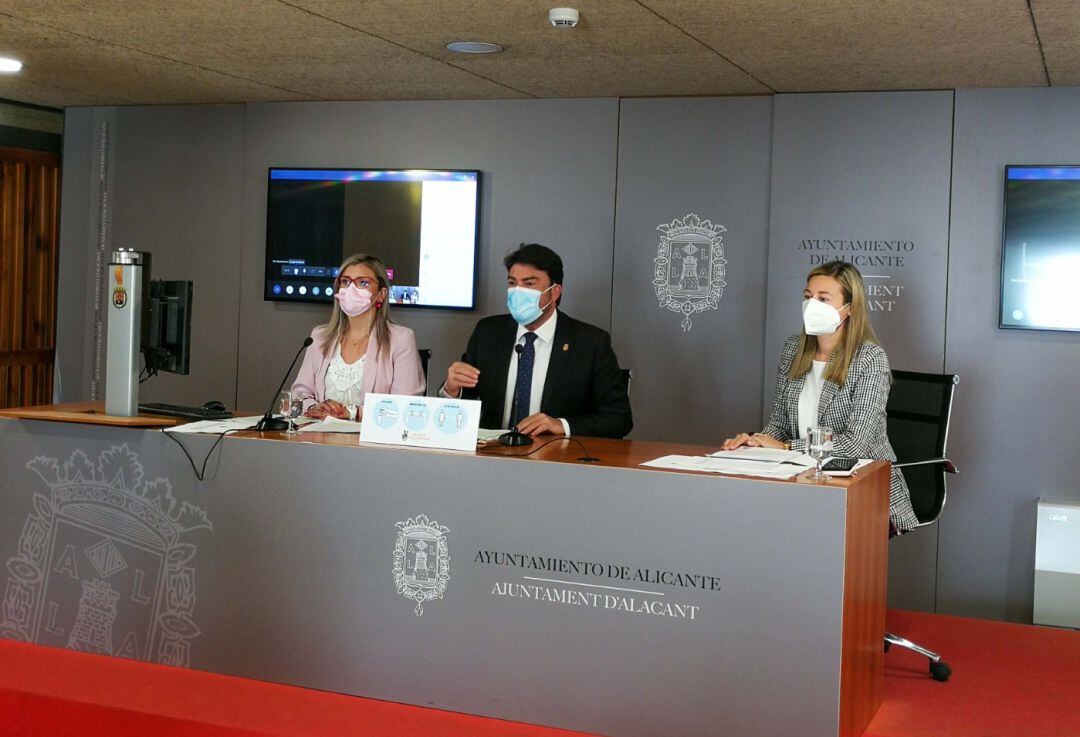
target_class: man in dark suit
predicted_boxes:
[441,244,632,439]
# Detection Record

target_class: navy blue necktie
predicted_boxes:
[512,332,538,427]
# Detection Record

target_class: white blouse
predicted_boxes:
[797,360,828,439]
[324,343,366,415]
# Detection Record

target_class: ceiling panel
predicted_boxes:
[288,0,770,96]
[0,15,314,105]
[1030,0,1080,86]
[0,0,1069,107]
[0,1,523,102]
[443,51,768,98]
[287,0,671,36]
[643,0,1047,91]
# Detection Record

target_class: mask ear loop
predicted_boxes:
[539,283,558,311]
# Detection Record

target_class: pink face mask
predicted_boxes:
[335,284,373,317]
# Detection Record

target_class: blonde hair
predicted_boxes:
[317,253,392,357]
[788,261,879,386]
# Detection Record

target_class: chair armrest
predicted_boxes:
[894,457,958,474]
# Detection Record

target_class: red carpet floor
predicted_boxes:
[0,640,597,737]
[866,609,1080,737]
[2,609,1079,736]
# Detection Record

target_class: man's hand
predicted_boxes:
[516,413,565,437]
[445,362,480,397]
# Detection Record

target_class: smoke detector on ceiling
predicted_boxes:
[549,8,580,28]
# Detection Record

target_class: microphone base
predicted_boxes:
[255,417,288,432]
[498,430,533,447]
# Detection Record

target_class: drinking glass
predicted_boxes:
[806,426,834,482]
[277,390,301,434]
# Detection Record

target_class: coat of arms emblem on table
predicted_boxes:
[0,445,212,666]
[393,514,450,616]
[654,213,728,332]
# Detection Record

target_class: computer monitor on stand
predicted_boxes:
[142,280,193,379]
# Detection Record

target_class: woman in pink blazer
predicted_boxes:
[291,254,426,421]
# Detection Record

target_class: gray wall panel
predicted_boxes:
[941,87,1080,622]
[765,91,953,378]
[235,99,619,410]
[765,91,954,613]
[110,105,246,408]
[612,97,773,442]
[55,108,116,404]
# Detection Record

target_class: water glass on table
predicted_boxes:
[277,391,302,434]
[806,426,833,482]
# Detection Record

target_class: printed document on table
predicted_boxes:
[641,455,804,479]
[299,417,363,433]
[163,416,263,434]
[708,447,815,466]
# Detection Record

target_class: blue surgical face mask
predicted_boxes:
[507,284,555,325]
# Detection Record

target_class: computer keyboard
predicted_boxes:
[139,402,233,420]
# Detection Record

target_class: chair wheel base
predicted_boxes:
[930,660,952,682]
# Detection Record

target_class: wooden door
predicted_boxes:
[0,145,60,409]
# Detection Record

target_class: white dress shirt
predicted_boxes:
[441,311,570,435]
[500,312,570,436]
[797,360,828,439]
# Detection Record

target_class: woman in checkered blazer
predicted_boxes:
[722,261,918,534]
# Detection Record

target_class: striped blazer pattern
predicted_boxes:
[762,335,919,533]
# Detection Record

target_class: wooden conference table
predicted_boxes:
[0,403,889,737]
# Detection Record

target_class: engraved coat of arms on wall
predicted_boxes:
[393,514,450,616]
[654,213,728,332]
[0,445,212,666]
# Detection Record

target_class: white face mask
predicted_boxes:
[802,298,847,336]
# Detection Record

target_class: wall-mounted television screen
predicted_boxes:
[1001,166,1080,332]
[265,168,480,310]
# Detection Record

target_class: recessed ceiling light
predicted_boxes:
[446,41,503,54]
[0,57,23,73]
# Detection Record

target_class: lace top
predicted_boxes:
[324,343,366,409]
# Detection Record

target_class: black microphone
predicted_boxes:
[499,344,533,446]
[255,336,314,432]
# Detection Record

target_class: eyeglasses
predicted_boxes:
[337,276,374,289]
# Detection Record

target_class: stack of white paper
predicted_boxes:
[640,454,810,479]
[163,416,264,434]
[707,447,816,465]
[299,416,363,434]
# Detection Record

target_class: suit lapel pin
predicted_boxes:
[562,343,570,352]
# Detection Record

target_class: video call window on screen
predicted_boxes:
[1001,166,1080,333]
[264,168,481,310]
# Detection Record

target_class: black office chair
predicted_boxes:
[418,349,432,391]
[884,369,960,682]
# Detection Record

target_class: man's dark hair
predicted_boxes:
[504,243,564,286]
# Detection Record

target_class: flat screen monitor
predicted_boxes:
[265,168,480,310]
[142,280,192,375]
[1001,166,1080,332]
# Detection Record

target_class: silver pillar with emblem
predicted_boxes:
[105,249,147,417]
